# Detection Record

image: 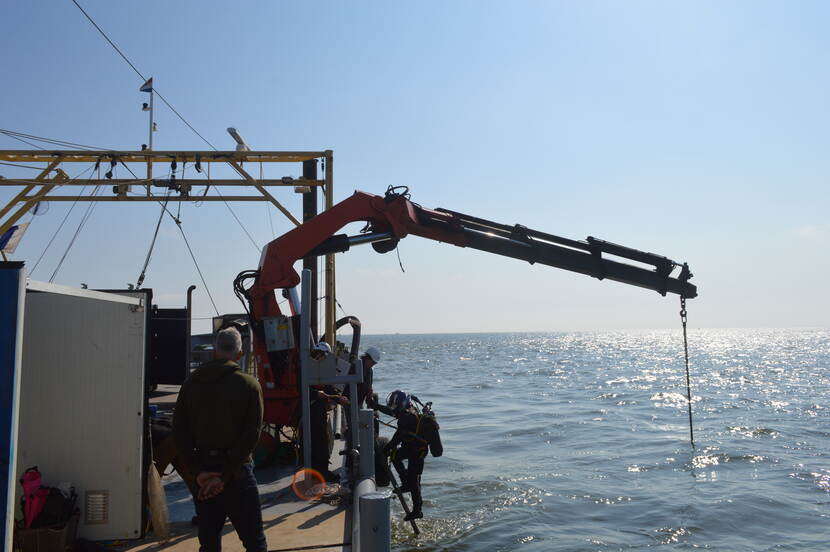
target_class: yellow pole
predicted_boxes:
[0,159,61,221]
[226,161,300,226]
[0,172,67,237]
[324,150,336,347]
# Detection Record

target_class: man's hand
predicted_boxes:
[323,392,349,406]
[196,472,224,501]
[196,471,222,487]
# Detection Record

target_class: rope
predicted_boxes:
[135,191,171,288]
[680,296,695,448]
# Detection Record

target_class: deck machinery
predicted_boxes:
[235,186,697,429]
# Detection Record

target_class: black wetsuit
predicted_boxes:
[383,408,443,516]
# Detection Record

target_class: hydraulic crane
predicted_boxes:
[233,187,697,427]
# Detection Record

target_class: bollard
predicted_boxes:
[359,491,392,552]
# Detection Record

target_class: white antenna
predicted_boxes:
[227,127,251,152]
[140,77,155,179]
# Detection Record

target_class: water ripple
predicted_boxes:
[366,329,830,551]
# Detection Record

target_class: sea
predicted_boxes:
[367,329,830,551]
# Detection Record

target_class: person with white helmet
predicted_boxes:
[345,346,382,409]
[308,341,348,482]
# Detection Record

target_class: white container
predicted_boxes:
[16,282,148,540]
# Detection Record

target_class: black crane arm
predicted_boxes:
[416,207,696,298]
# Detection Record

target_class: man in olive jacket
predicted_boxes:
[173,327,266,552]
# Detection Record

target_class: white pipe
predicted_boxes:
[359,491,392,552]
[299,270,312,475]
[352,478,376,552]
[358,409,375,480]
[286,286,301,316]
[333,403,342,439]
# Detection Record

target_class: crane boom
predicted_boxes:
[234,188,697,426]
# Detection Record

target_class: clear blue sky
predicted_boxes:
[1,1,828,333]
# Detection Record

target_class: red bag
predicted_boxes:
[20,466,49,528]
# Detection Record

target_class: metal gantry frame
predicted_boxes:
[0,148,339,345]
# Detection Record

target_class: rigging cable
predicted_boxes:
[29,165,96,276]
[48,184,103,282]
[135,190,172,289]
[0,161,53,171]
[680,296,695,448]
[69,0,262,251]
[68,0,217,150]
[0,129,107,151]
[2,132,45,150]
[174,212,220,316]
[213,185,260,252]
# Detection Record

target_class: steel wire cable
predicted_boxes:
[174,218,220,316]
[0,161,52,170]
[0,129,106,151]
[135,190,172,289]
[3,133,45,150]
[29,165,97,275]
[70,0,261,252]
[68,0,217,151]
[48,183,103,282]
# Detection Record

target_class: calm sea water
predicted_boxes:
[367,329,830,551]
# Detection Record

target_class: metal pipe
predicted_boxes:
[324,150,335,348]
[147,87,154,181]
[347,232,395,247]
[359,491,392,552]
[352,478,378,552]
[0,150,328,163]
[186,285,196,375]
[359,408,375,480]
[285,286,301,316]
[300,269,313,474]
[15,195,273,202]
[0,179,323,187]
[354,409,385,550]
[302,159,319,340]
[333,403,342,439]
[349,381,359,470]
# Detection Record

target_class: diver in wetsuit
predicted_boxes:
[380,390,443,521]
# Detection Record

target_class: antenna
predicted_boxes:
[227,127,251,152]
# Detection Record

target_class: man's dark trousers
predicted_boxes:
[194,464,267,552]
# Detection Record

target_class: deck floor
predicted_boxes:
[115,386,352,552]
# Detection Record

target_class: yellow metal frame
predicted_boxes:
[0,148,338,343]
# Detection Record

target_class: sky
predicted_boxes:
[1,1,828,334]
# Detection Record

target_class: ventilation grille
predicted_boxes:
[85,490,109,525]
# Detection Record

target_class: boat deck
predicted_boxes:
[110,386,352,552]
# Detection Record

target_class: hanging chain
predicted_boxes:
[680,296,695,448]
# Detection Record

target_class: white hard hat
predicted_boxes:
[313,342,332,354]
[364,346,381,363]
